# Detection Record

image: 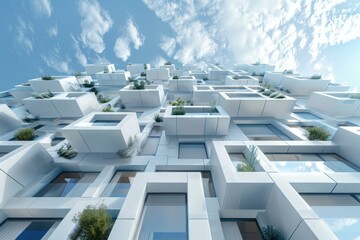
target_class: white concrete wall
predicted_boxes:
[29,76,81,93]
[85,64,115,75]
[282,76,330,96]
[0,104,23,135]
[119,85,165,107]
[146,68,170,81]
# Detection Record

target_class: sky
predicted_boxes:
[0,0,360,91]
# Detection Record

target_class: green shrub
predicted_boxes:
[102,105,114,112]
[97,95,111,103]
[83,80,94,88]
[140,72,146,77]
[15,128,36,141]
[306,127,331,141]
[154,113,163,122]
[90,87,98,95]
[118,136,139,158]
[283,69,293,74]
[262,225,284,240]
[57,143,77,159]
[41,75,55,80]
[133,80,146,90]
[172,75,179,79]
[310,74,322,79]
[74,72,85,77]
[262,89,273,96]
[171,98,186,115]
[22,83,31,86]
[233,75,240,80]
[144,64,148,70]
[237,145,259,172]
[349,93,360,99]
[69,204,113,240]
[274,93,285,99]
[269,92,280,98]
[33,91,55,99]
[202,76,209,81]
[164,61,172,65]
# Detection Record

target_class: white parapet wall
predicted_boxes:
[225,75,259,85]
[307,92,360,117]
[163,105,230,135]
[119,85,165,107]
[29,76,81,93]
[210,141,273,211]
[281,76,330,96]
[208,70,229,81]
[233,63,275,75]
[160,64,176,74]
[146,68,170,82]
[126,64,150,75]
[0,104,23,135]
[168,76,197,92]
[96,70,130,86]
[62,112,140,153]
[23,92,100,118]
[332,127,360,167]
[85,64,115,75]
[263,71,300,86]
[8,84,34,101]
[183,64,199,71]
[218,92,296,118]
[325,82,351,92]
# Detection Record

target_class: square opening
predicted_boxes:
[178,143,208,159]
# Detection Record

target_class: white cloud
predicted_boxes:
[15,18,34,55]
[328,218,358,232]
[113,19,145,61]
[150,56,167,68]
[78,0,113,53]
[47,24,58,37]
[160,36,176,56]
[113,38,131,61]
[71,34,87,66]
[143,0,360,77]
[41,46,72,73]
[32,0,52,17]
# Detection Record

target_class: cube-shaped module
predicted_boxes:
[96,70,130,86]
[119,85,164,107]
[62,112,140,153]
[85,64,115,75]
[22,92,99,118]
[29,76,81,93]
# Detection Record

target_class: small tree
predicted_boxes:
[262,225,284,240]
[69,204,113,240]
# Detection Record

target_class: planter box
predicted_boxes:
[75,75,93,85]
[218,92,296,118]
[233,63,275,75]
[168,76,197,92]
[22,92,99,118]
[0,104,23,135]
[208,70,229,81]
[85,64,115,75]
[119,85,165,107]
[263,71,300,86]
[189,70,208,79]
[307,92,360,117]
[193,85,253,105]
[126,64,150,75]
[62,112,140,153]
[146,68,170,81]
[29,76,81,93]
[160,64,176,74]
[325,83,351,92]
[183,64,199,71]
[163,106,230,135]
[9,84,34,101]
[225,75,259,85]
[96,70,130,86]
[281,76,330,96]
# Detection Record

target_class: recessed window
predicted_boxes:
[237,124,291,141]
[221,219,262,240]
[102,171,137,197]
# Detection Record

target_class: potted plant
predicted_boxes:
[102,105,114,112]
[236,145,259,172]
[305,126,331,140]
[57,143,77,159]
[171,98,185,115]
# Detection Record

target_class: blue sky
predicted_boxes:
[0,0,360,91]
